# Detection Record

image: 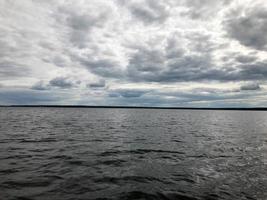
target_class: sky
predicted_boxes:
[0,0,267,107]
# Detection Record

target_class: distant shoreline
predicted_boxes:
[1,105,267,111]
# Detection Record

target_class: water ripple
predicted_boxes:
[0,108,266,200]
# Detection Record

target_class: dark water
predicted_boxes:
[0,108,267,200]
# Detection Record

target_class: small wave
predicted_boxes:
[3,179,52,188]
[50,155,73,160]
[172,139,183,143]
[67,160,85,165]
[4,155,33,159]
[89,139,104,142]
[98,159,127,167]
[172,177,196,184]
[160,192,200,200]
[93,175,168,185]
[119,191,159,199]
[14,197,35,200]
[28,148,53,153]
[119,191,200,200]
[187,154,208,158]
[0,168,19,174]
[99,149,185,157]
[19,138,57,143]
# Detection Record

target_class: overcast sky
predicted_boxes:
[0,0,267,107]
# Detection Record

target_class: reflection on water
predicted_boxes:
[0,108,267,200]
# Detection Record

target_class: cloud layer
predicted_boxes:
[0,0,267,106]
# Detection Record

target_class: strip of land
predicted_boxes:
[0,105,267,111]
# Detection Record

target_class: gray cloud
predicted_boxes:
[127,0,169,24]
[81,59,123,78]
[225,6,267,51]
[181,0,231,20]
[49,77,76,89]
[235,55,257,63]
[49,56,70,68]
[31,77,78,90]
[0,0,267,106]
[0,89,62,105]
[238,62,267,80]
[126,37,223,83]
[0,61,30,79]
[55,2,111,48]
[240,82,261,91]
[105,86,262,107]
[123,32,267,83]
[72,28,267,84]
[109,89,150,98]
[87,79,106,88]
[31,81,50,91]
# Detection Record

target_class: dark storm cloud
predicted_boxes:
[49,77,76,89]
[240,82,261,91]
[127,0,169,24]
[225,6,267,51]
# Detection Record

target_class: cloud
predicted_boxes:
[31,77,79,90]
[126,0,169,24]
[235,55,257,63]
[1,0,267,106]
[56,1,111,48]
[180,0,231,20]
[125,35,232,83]
[238,61,267,81]
[31,81,50,91]
[81,59,123,78]
[224,4,267,51]
[125,32,218,83]
[104,86,263,107]
[124,32,267,83]
[240,82,261,91]
[0,89,62,105]
[87,79,106,88]
[49,77,77,89]
[0,61,31,79]
[109,89,150,98]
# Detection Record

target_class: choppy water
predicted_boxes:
[0,108,267,200]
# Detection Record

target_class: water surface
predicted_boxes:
[0,108,267,200]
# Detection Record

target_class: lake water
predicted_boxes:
[0,108,267,200]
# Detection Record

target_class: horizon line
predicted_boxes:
[1,105,267,111]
